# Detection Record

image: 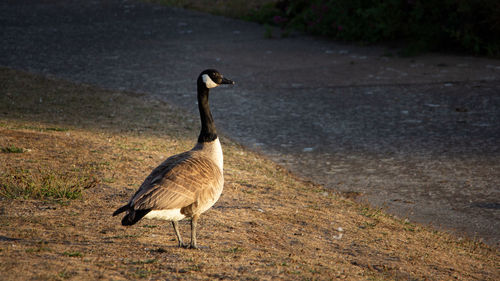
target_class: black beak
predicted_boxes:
[220,77,235,85]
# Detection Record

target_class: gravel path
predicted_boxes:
[1,0,499,246]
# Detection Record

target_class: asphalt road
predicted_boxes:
[1,0,499,246]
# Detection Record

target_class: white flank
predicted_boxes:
[144,209,186,221]
[202,74,218,88]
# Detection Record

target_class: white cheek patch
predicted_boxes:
[202,74,218,88]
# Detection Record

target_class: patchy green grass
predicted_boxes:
[0,167,97,200]
[25,245,51,254]
[62,251,83,257]
[222,246,245,254]
[129,258,157,265]
[1,145,25,153]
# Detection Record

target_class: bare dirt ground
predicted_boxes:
[1,68,499,280]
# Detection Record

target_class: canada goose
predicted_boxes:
[113,69,234,249]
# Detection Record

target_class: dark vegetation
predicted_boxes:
[247,0,500,56]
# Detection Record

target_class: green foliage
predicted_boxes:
[1,145,25,153]
[62,251,83,257]
[248,0,500,56]
[264,24,274,38]
[222,246,245,253]
[0,168,97,200]
[44,127,69,132]
[129,258,157,265]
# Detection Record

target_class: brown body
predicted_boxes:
[136,140,224,220]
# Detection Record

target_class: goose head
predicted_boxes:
[198,69,234,89]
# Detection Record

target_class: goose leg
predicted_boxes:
[189,214,200,249]
[172,221,186,248]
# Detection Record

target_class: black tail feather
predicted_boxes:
[112,204,129,216]
[121,209,151,226]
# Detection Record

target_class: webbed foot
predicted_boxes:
[181,243,198,249]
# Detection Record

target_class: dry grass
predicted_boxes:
[0,67,498,280]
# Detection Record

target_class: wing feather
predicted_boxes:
[128,151,222,211]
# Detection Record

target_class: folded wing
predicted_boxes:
[129,152,222,212]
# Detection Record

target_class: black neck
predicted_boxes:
[197,85,217,143]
